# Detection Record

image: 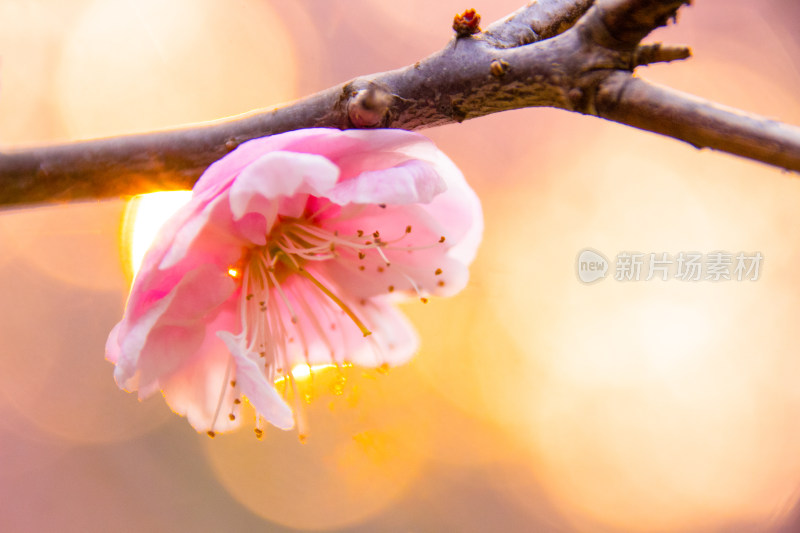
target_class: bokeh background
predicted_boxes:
[2,1,800,531]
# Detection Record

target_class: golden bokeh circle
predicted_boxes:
[478,125,800,530]
[204,368,426,530]
[55,0,298,139]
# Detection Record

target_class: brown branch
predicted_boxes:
[596,73,800,170]
[484,0,596,47]
[0,0,798,208]
[633,43,691,66]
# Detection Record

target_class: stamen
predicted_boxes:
[401,271,425,300]
[375,246,391,266]
[291,283,338,362]
[288,374,309,440]
[267,267,299,324]
[293,266,372,337]
[209,355,234,436]
[266,296,295,379]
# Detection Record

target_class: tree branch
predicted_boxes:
[1,0,797,208]
[596,73,800,170]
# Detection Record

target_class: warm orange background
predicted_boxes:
[2,1,800,532]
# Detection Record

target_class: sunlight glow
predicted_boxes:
[123,190,192,278]
[272,363,343,384]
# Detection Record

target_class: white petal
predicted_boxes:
[217,331,295,430]
[229,151,340,220]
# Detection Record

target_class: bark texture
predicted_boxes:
[1,0,798,207]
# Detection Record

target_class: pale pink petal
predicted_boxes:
[218,331,294,430]
[105,322,123,364]
[159,313,242,433]
[319,250,470,301]
[286,129,432,174]
[228,151,340,220]
[191,130,338,195]
[341,300,419,368]
[112,264,236,392]
[417,148,483,265]
[158,192,245,270]
[388,134,484,265]
[161,358,239,433]
[319,144,481,296]
[311,202,471,299]
[192,128,423,195]
[327,159,446,205]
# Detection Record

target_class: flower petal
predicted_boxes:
[228,151,340,221]
[112,263,237,393]
[327,159,446,205]
[158,192,246,270]
[158,310,242,433]
[218,331,294,430]
[343,299,419,368]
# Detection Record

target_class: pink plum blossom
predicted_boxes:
[106,128,482,437]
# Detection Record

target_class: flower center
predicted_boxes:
[237,218,381,374]
[213,214,447,439]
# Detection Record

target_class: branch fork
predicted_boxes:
[1,0,798,207]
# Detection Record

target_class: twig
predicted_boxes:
[0,0,797,207]
[596,74,800,170]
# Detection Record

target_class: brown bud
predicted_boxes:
[347,85,393,127]
[453,8,481,37]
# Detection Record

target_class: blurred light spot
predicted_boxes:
[479,124,800,530]
[205,369,425,531]
[56,0,298,139]
[362,0,522,46]
[276,363,341,384]
[400,287,527,466]
[0,259,171,444]
[0,0,76,144]
[0,201,129,291]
